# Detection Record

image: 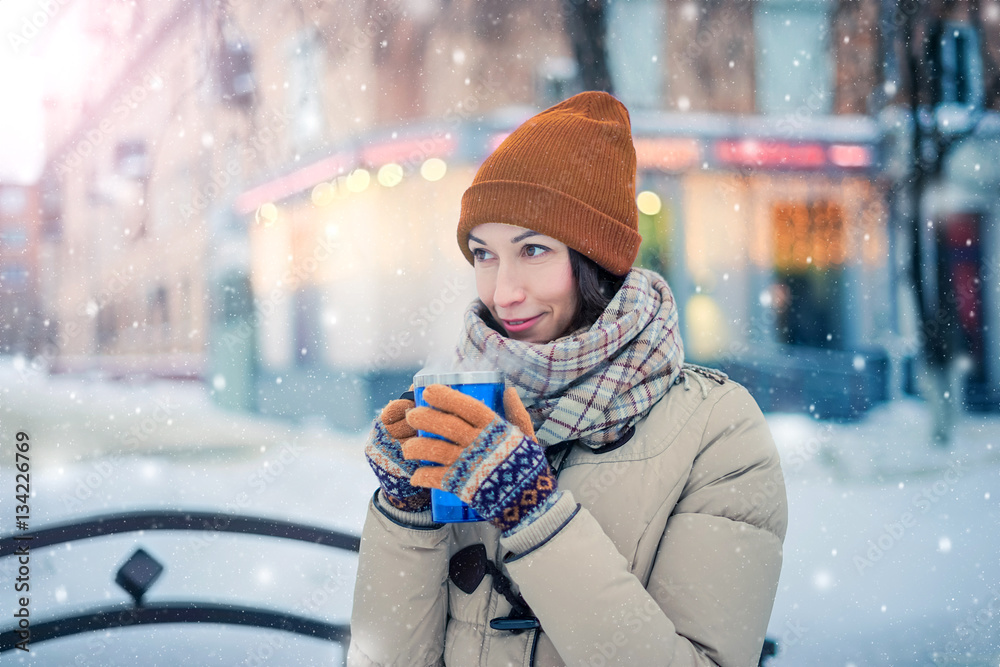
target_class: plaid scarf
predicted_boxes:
[454,268,684,449]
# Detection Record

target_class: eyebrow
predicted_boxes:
[467,230,541,246]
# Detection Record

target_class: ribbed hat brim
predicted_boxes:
[458,179,641,276]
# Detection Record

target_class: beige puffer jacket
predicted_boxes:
[348,365,788,666]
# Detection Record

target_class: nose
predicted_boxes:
[493,261,526,311]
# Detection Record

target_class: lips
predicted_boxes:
[500,314,542,333]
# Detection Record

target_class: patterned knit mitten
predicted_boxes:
[365,392,432,513]
[403,384,561,535]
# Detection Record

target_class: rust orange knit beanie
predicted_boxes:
[457,91,641,276]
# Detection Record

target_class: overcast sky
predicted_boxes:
[0,0,79,184]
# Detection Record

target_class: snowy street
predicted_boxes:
[1,361,998,665]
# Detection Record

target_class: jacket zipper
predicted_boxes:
[528,627,540,666]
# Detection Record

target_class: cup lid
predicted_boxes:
[414,370,503,387]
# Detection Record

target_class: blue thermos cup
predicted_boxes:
[413,370,505,523]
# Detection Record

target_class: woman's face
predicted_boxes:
[468,223,578,344]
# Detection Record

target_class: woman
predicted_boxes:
[348,91,787,666]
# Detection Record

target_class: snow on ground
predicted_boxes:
[765,400,1000,666]
[1,358,999,665]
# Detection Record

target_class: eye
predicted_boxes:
[471,247,494,262]
[523,244,550,258]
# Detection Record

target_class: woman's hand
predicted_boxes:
[403,384,560,535]
[364,387,432,513]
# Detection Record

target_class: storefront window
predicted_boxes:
[294,286,322,368]
[607,0,665,109]
[771,199,845,349]
[753,0,833,115]
[287,28,325,155]
[935,212,986,380]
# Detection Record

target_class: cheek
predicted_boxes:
[475,269,495,306]
[542,263,577,310]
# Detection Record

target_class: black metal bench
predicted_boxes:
[0,510,359,661]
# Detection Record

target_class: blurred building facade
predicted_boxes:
[41,1,214,379]
[0,183,46,356]
[0,58,50,359]
[34,0,1000,429]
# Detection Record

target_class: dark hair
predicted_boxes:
[476,249,626,338]
[567,249,626,331]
